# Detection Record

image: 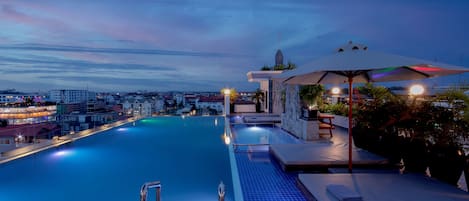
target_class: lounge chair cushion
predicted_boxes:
[326,184,363,201]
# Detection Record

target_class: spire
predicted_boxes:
[275,49,284,66]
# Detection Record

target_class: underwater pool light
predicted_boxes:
[117,128,128,132]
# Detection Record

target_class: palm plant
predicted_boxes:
[252,89,265,113]
[259,62,296,71]
[285,61,296,70]
[260,65,271,71]
[273,64,285,70]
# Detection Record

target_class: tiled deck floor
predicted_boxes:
[235,151,306,201]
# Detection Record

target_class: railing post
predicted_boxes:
[140,181,161,201]
[156,186,161,201]
[218,181,225,201]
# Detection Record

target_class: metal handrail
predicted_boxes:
[139,181,227,201]
[140,181,161,201]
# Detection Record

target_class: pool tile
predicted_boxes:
[235,152,307,201]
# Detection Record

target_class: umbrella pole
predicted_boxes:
[348,77,353,173]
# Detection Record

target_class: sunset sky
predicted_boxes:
[1,0,468,92]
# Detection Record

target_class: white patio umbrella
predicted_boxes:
[282,42,469,172]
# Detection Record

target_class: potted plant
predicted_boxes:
[425,90,469,185]
[352,83,405,164]
[397,89,469,179]
[397,101,431,174]
[299,84,324,120]
[252,89,265,113]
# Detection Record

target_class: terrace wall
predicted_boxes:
[281,84,319,140]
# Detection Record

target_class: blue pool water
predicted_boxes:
[0,116,234,201]
[231,124,301,145]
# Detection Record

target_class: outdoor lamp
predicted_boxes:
[409,84,425,96]
[223,89,231,95]
[331,87,341,104]
[331,87,341,95]
[223,88,231,116]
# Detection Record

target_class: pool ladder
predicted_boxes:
[139,181,225,201]
[140,181,161,201]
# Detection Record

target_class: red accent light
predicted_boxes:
[411,66,441,72]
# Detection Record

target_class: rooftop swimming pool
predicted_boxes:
[231,124,301,145]
[0,116,234,201]
[230,124,302,152]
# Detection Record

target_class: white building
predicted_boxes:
[122,99,152,117]
[197,96,224,114]
[184,94,198,106]
[104,94,116,104]
[174,93,184,106]
[154,99,165,113]
[48,90,96,104]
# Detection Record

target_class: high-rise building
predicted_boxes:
[275,49,284,66]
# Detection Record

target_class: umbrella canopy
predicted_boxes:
[281,41,469,172]
[284,43,469,84]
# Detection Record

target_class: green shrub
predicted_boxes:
[320,103,348,116]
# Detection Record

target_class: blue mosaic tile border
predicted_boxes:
[235,152,307,201]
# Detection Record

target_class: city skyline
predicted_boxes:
[1,0,469,92]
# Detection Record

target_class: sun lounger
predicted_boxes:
[326,184,363,201]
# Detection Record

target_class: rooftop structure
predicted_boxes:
[275,49,284,66]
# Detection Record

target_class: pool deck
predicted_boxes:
[270,127,389,171]
[0,117,139,164]
[298,173,469,201]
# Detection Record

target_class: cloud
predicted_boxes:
[36,74,250,91]
[0,4,70,32]
[0,54,175,73]
[0,43,239,58]
[1,0,468,92]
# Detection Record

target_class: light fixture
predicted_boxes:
[223,89,231,95]
[331,87,341,95]
[224,133,231,145]
[409,84,425,96]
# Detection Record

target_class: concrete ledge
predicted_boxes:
[1,141,54,158]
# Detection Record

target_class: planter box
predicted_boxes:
[332,115,349,128]
[281,113,319,141]
[302,109,318,120]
